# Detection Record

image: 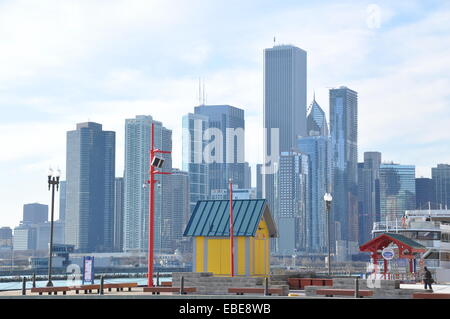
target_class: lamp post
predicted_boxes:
[229,178,234,277]
[47,168,60,287]
[323,193,333,276]
[147,123,171,287]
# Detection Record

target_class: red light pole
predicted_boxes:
[229,178,235,277]
[147,123,171,287]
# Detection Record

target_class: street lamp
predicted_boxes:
[323,193,333,276]
[47,167,60,287]
[229,178,234,277]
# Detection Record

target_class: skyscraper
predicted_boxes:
[415,177,436,210]
[432,164,450,209]
[182,113,209,213]
[113,177,124,252]
[23,203,48,225]
[59,181,66,222]
[65,122,115,252]
[123,115,172,254]
[298,98,332,253]
[379,163,416,222]
[170,169,190,251]
[194,104,246,192]
[329,86,358,259]
[263,45,307,220]
[358,152,381,245]
[256,164,263,199]
[275,151,309,255]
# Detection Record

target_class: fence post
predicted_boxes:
[179,276,185,295]
[264,277,269,296]
[354,277,360,298]
[156,272,160,287]
[99,275,104,295]
[32,273,36,288]
[22,277,27,296]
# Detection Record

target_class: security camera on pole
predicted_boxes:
[47,167,61,287]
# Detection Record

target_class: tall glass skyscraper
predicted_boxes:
[329,86,358,259]
[263,45,307,222]
[123,115,172,253]
[113,177,124,252]
[298,97,332,253]
[194,104,246,192]
[275,151,309,255]
[379,163,416,222]
[358,152,381,245]
[65,122,115,252]
[182,113,210,214]
[432,164,450,209]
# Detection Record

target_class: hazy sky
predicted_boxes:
[0,0,449,228]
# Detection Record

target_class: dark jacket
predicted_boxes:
[424,270,433,283]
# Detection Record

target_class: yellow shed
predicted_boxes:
[183,199,278,277]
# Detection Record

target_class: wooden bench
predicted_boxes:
[161,281,172,287]
[413,293,450,299]
[288,278,333,290]
[69,284,100,294]
[316,289,373,298]
[104,282,138,292]
[143,287,196,295]
[31,286,71,295]
[228,287,283,296]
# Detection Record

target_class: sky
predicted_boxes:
[0,0,449,228]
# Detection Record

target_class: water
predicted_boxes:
[0,276,171,291]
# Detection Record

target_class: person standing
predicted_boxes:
[423,266,434,292]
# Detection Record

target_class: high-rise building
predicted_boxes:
[415,177,436,210]
[65,122,115,252]
[432,164,450,209]
[23,203,48,225]
[59,181,66,222]
[113,177,124,252]
[182,113,210,213]
[170,169,190,251]
[194,104,246,192]
[0,227,13,249]
[275,151,309,255]
[123,115,172,254]
[244,162,252,189]
[358,152,382,245]
[263,45,307,219]
[298,97,332,253]
[256,164,263,199]
[379,163,416,222]
[329,86,359,259]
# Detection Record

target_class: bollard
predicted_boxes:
[180,276,185,295]
[99,276,104,295]
[22,277,27,296]
[354,277,360,298]
[32,273,36,288]
[264,277,269,296]
[156,272,160,287]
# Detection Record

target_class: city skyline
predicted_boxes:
[1,1,450,228]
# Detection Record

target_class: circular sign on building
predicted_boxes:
[382,247,395,260]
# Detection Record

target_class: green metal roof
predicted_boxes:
[382,232,426,249]
[183,199,277,238]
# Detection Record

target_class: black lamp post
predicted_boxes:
[46,168,60,287]
[323,193,333,276]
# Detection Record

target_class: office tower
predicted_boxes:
[244,162,252,189]
[194,104,246,192]
[65,122,115,252]
[13,226,37,251]
[256,164,263,199]
[275,151,309,255]
[379,163,416,222]
[263,45,307,221]
[113,177,124,252]
[358,152,382,244]
[0,227,13,249]
[23,203,48,225]
[35,221,64,251]
[415,177,436,210]
[123,115,172,254]
[182,113,210,213]
[329,86,359,259]
[432,164,450,209]
[298,97,332,253]
[59,181,66,222]
[170,169,190,251]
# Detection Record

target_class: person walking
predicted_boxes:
[423,266,434,292]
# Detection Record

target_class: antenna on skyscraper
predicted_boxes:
[273,36,276,45]
[203,80,206,105]
[198,77,201,105]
